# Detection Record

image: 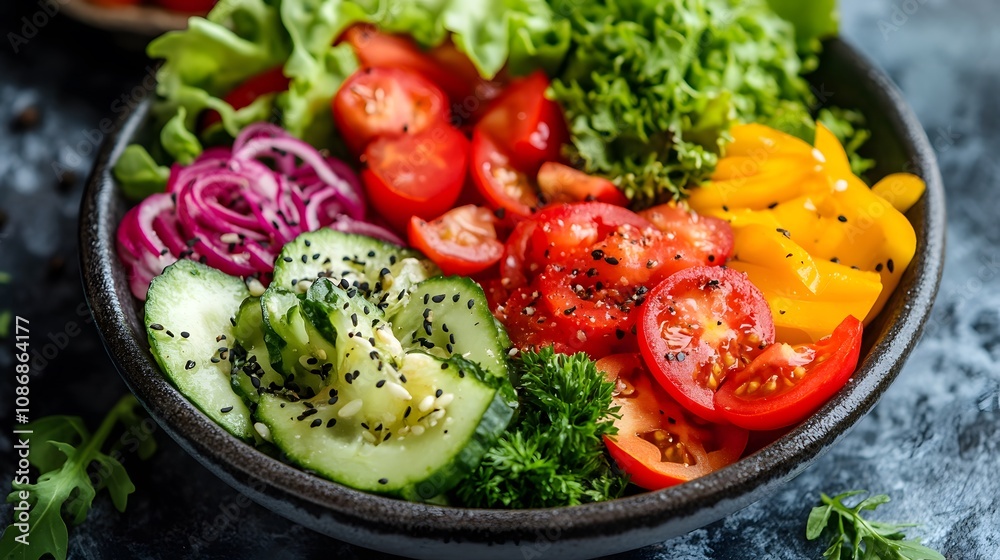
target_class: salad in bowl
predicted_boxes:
[105,0,929,515]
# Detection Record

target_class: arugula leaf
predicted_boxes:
[454,347,626,508]
[806,490,945,560]
[0,396,154,560]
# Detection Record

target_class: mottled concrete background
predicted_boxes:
[1,0,997,558]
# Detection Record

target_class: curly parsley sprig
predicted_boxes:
[454,348,626,508]
[0,395,155,560]
[806,490,945,560]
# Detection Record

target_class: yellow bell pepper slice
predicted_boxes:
[814,123,853,184]
[730,224,821,293]
[871,173,926,213]
[731,260,881,344]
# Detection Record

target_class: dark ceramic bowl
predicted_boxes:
[80,38,945,559]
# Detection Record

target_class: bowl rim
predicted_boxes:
[79,37,945,549]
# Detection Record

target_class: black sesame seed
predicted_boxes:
[310,419,322,428]
[383,432,391,441]
[875,263,884,272]
[150,323,164,331]
[185,360,196,370]
[708,255,715,263]
[345,373,354,384]
[440,363,449,370]
[376,379,386,388]
[301,255,308,263]
[591,249,604,260]
[837,215,848,223]
[435,389,444,398]
[423,293,430,305]
[283,256,293,263]
[767,201,779,209]
[327,418,337,428]
[563,306,577,315]
[604,256,619,265]
[831,257,840,264]
[887,259,895,273]
[404,406,412,418]
[165,330,175,338]
[220,406,234,413]
[367,250,376,258]
[361,422,370,430]
[251,376,261,389]
[467,299,475,309]
[340,278,351,289]
[328,396,339,405]
[776,228,791,239]
[304,240,312,247]
[432,294,446,303]
[351,313,359,327]
[616,328,626,340]
[452,293,461,302]
[378,478,388,485]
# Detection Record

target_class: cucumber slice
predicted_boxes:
[260,287,337,398]
[390,276,514,401]
[271,229,439,315]
[255,352,513,500]
[230,297,285,404]
[145,260,253,440]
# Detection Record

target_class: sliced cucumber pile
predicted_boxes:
[145,230,515,500]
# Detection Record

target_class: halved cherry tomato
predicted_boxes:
[476,71,568,175]
[339,26,503,119]
[639,203,735,267]
[499,219,538,288]
[408,205,503,276]
[470,128,540,217]
[714,315,863,430]
[155,0,215,13]
[201,67,289,130]
[598,354,749,490]
[501,285,577,356]
[361,124,468,232]
[638,266,775,422]
[521,202,652,273]
[533,268,637,358]
[333,67,450,156]
[537,162,629,206]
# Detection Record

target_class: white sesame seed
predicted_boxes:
[338,399,363,418]
[246,277,266,297]
[430,409,446,421]
[436,393,455,407]
[361,431,377,444]
[387,382,412,401]
[220,232,241,244]
[410,425,425,436]
[314,348,327,360]
[418,395,435,413]
[254,422,272,442]
[295,280,313,294]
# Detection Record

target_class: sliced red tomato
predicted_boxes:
[522,202,653,272]
[201,67,289,130]
[537,162,629,206]
[339,26,502,119]
[361,124,468,232]
[533,268,637,358]
[714,315,863,430]
[501,285,577,356]
[639,203,734,267]
[499,218,538,288]
[155,0,215,13]
[333,67,450,156]
[408,205,503,276]
[477,71,569,175]
[470,128,540,218]
[638,266,775,422]
[598,353,749,490]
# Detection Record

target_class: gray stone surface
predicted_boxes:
[1,0,998,558]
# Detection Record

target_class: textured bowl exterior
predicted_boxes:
[80,38,944,559]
